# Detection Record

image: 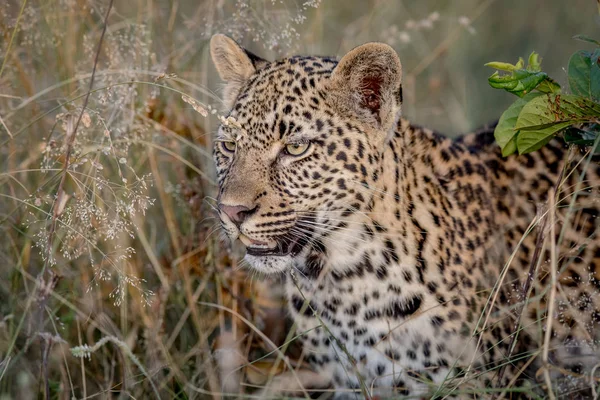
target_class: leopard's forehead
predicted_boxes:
[223,56,339,143]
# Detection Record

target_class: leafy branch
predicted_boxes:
[486,35,600,155]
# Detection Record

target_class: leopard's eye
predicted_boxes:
[221,141,236,153]
[285,142,310,156]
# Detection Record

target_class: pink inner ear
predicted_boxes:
[360,76,383,120]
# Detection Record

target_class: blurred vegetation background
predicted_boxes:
[0,0,598,398]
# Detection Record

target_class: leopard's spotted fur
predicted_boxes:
[210,35,600,398]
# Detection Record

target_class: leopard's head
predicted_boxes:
[210,34,403,274]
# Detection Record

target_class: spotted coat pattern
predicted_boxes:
[211,37,600,398]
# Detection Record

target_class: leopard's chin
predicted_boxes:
[244,253,293,274]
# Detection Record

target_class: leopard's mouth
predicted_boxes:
[239,232,309,257]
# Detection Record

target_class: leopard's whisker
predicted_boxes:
[295,209,395,216]
[290,226,359,251]
[297,219,427,241]
[294,221,372,245]
[203,222,223,244]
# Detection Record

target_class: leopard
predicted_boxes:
[209,33,600,398]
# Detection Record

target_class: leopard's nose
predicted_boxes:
[219,204,258,227]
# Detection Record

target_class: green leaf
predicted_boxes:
[485,61,520,71]
[486,52,556,97]
[488,69,548,97]
[535,77,561,94]
[559,94,600,120]
[494,92,544,156]
[515,57,525,70]
[527,52,542,72]
[514,95,558,130]
[572,34,600,46]
[568,50,600,101]
[500,135,518,156]
[517,130,558,154]
[516,94,600,131]
[514,94,600,154]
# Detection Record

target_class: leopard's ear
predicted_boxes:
[330,43,402,135]
[210,34,268,109]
